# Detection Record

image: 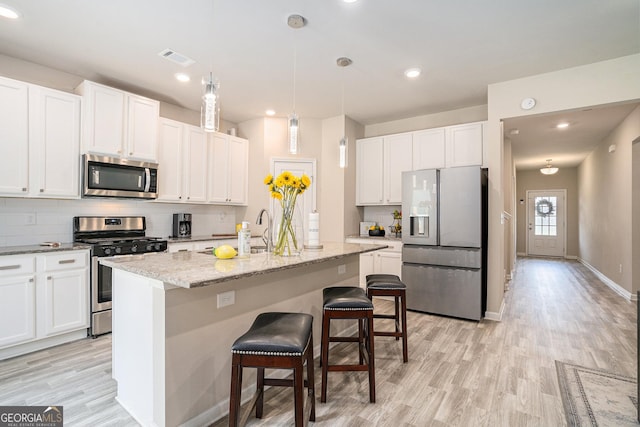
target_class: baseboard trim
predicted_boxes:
[484,298,505,322]
[564,255,578,260]
[578,258,635,301]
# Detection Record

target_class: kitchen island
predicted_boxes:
[100,242,385,427]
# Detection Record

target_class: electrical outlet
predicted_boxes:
[217,290,235,308]
[25,214,36,225]
[338,264,346,275]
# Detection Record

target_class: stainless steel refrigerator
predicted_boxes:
[401,166,488,320]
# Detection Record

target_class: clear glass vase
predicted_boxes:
[272,201,304,256]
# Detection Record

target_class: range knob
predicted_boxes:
[115,247,122,254]
[154,243,163,251]
[131,244,138,253]
[103,248,112,256]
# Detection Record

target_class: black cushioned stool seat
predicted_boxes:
[229,312,315,427]
[366,274,408,363]
[320,286,375,403]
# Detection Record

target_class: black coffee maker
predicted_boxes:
[172,213,192,238]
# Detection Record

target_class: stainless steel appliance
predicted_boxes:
[172,213,192,238]
[401,166,488,320]
[73,216,168,336]
[83,154,159,199]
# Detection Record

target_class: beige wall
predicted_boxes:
[633,136,640,294]
[515,168,579,257]
[578,105,640,293]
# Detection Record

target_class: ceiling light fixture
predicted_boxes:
[175,73,190,83]
[404,68,421,79]
[201,0,220,133]
[556,122,570,129]
[337,57,353,168]
[265,109,276,116]
[540,159,559,175]
[0,4,20,19]
[287,14,306,155]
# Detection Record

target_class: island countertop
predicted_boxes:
[100,241,386,289]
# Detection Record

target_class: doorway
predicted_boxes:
[271,158,317,243]
[526,189,566,257]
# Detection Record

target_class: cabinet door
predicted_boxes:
[167,242,195,253]
[227,136,248,204]
[184,126,208,203]
[157,119,184,202]
[42,269,89,337]
[413,128,446,170]
[384,133,413,204]
[375,251,403,279]
[126,95,159,161]
[80,81,125,156]
[0,275,36,347]
[445,122,483,167]
[358,252,375,288]
[29,87,81,198]
[0,77,29,196]
[207,133,230,203]
[356,137,384,205]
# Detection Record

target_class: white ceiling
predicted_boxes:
[0,0,639,168]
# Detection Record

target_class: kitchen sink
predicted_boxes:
[198,245,268,256]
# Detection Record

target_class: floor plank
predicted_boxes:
[0,257,636,426]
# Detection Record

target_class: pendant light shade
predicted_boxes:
[337,56,352,168]
[339,137,348,168]
[540,159,558,175]
[201,73,219,132]
[288,113,299,154]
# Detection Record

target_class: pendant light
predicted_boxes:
[337,57,353,168]
[201,0,220,133]
[287,14,306,154]
[540,159,559,175]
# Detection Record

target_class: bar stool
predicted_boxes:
[366,274,408,363]
[229,312,315,427]
[321,286,375,403]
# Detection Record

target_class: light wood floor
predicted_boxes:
[0,258,636,426]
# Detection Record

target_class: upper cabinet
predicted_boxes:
[76,81,159,161]
[0,76,80,199]
[356,121,485,206]
[357,133,412,205]
[208,133,248,205]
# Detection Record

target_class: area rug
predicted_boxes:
[556,360,638,426]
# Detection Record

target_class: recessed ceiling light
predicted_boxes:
[265,109,276,116]
[175,73,190,83]
[343,0,359,3]
[556,122,570,129]
[0,4,20,19]
[404,68,421,79]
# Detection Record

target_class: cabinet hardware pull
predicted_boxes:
[40,189,44,192]
[0,264,21,270]
[22,187,27,191]
[177,249,188,252]
[29,278,34,282]
[58,259,76,264]
[47,276,52,280]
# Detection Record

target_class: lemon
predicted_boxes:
[213,245,237,259]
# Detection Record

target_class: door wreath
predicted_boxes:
[535,199,554,217]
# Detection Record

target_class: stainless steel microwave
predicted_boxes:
[83,154,158,199]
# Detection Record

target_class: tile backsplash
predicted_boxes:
[363,205,401,229]
[0,197,238,247]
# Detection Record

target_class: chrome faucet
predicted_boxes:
[256,208,273,252]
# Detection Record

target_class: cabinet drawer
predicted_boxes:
[0,256,35,277]
[42,251,88,271]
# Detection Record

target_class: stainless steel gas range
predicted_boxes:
[73,216,167,337]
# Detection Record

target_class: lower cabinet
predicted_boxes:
[0,250,89,359]
[345,238,403,287]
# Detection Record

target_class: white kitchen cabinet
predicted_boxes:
[208,133,249,205]
[0,250,89,359]
[445,122,484,168]
[156,119,208,203]
[0,76,81,199]
[413,127,446,170]
[76,80,159,161]
[345,238,403,287]
[0,256,36,348]
[356,134,412,205]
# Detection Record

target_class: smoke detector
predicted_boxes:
[287,14,307,29]
[336,57,353,67]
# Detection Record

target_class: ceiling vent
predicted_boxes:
[158,49,195,67]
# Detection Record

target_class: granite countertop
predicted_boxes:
[0,243,91,256]
[100,241,386,289]
[346,234,402,242]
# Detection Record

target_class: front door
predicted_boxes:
[271,158,317,244]
[527,190,566,257]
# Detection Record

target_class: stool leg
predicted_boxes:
[306,337,316,421]
[367,312,376,403]
[401,292,408,363]
[293,361,304,426]
[358,318,364,365]
[394,296,401,340]
[229,355,242,427]
[256,367,265,418]
[321,310,330,403]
